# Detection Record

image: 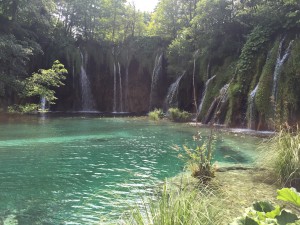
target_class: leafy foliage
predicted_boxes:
[0,34,36,96]
[8,104,38,114]
[24,60,68,104]
[277,188,300,208]
[230,188,300,225]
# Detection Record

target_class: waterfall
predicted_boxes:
[192,50,200,113]
[113,62,117,112]
[272,39,294,104]
[202,83,229,124]
[165,72,185,110]
[220,84,230,102]
[80,51,96,111]
[118,62,123,112]
[112,61,124,113]
[248,84,259,129]
[40,96,46,111]
[124,51,130,112]
[124,64,129,111]
[149,52,163,110]
[197,75,216,117]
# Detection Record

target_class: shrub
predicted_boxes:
[167,108,191,122]
[124,182,223,225]
[148,108,164,121]
[8,104,38,114]
[260,126,300,190]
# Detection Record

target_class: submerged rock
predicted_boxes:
[3,214,18,225]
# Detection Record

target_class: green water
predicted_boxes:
[0,116,260,224]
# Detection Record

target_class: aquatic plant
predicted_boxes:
[260,126,300,190]
[124,182,223,225]
[175,131,216,183]
[167,108,191,122]
[148,108,164,121]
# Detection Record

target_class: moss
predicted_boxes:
[199,57,236,120]
[225,82,243,125]
[255,41,279,121]
[255,40,279,118]
[249,54,267,94]
[277,39,300,123]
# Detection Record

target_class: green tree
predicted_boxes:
[148,0,198,39]
[24,60,67,104]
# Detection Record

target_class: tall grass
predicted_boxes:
[124,182,224,225]
[260,126,300,189]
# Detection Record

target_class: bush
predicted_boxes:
[124,182,223,225]
[167,108,191,122]
[8,104,38,114]
[260,126,300,190]
[148,108,164,121]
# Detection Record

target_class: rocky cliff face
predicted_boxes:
[52,34,300,131]
[53,40,168,113]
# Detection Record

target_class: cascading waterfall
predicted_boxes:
[219,83,230,103]
[197,75,216,117]
[40,96,46,111]
[149,52,163,110]
[112,61,124,113]
[272,39,294,104]
[118,62,123,112]
[165,72,185,110]
[80,51,96,111]
[248,84,259,129]
[203,83,229,124]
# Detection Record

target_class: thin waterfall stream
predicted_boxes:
[80,51,96,111]
[248,84,259,129]
[272,39,294,105]
[149,53,163,110]
[165,72,185,110]
[197,75,216,117]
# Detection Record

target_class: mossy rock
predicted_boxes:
[255,39,280,117]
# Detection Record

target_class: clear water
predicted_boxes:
[0,115,260,224]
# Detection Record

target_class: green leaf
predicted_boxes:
[245,216,260,225]
[277,188,300,207]
[276,210,299,225]
[266,206,282,219]
[253,201,275,213]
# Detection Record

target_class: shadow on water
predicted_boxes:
[218,145,249,163]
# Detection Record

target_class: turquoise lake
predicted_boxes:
[0,115,260,224]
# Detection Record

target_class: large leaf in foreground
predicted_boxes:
[277,188,300,207]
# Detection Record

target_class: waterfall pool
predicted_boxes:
[0,115,261,224]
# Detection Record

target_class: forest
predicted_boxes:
[1,0,300,130]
